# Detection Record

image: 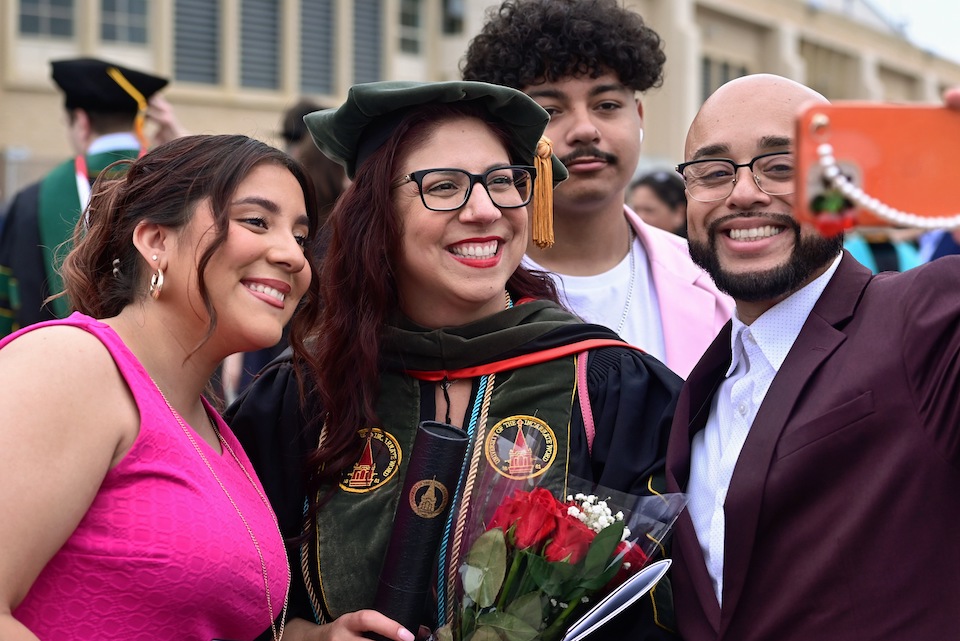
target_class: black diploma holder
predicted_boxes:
[369,420,469,639]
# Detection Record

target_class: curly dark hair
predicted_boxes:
[461,0,665,92]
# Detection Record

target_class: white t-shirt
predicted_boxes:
[523,232,667,363]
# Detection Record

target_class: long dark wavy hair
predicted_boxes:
[61,134,323,359]
[461,0,665,92]
[298,102,558,502]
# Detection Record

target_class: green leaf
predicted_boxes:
[469,626,505,641]
[435,624,454,641]
[463,528,508,607]
[505,591,545,630]
[460,606,478,640]
[526,553,580,596]
[580,522,624,579]
[476,612,539,641]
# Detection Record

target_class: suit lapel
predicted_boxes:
[717,253,873,633]
[667,326,732,632]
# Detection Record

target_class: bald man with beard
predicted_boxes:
[665,74,960,641]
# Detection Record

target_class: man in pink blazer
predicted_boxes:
[462,0,732,379]
[666,73,960,640]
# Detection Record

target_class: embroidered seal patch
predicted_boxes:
[409,479,450,518]
[484,414,557,480]
[339,427,402,493]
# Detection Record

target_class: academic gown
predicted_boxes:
[226,299,684,641]
[0,148,139,336]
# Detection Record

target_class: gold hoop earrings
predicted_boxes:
[149,268,164,300]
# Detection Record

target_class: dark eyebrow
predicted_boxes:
[690,143,730,161]
[525,83,631,102]
[525,88,564,101]
[690,135,792,162]
[589,83,633,98]
[231,196,280,213]
[758,135,792,150]
[232,197,311,229]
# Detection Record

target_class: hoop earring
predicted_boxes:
[149,268,164,300]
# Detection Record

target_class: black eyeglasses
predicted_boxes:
[676,151,795,202]
[392,165,537,212]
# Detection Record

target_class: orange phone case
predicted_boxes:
[795,102,960,235]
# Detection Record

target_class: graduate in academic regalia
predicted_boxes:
[0,58,169,337]
[226,81,684,641]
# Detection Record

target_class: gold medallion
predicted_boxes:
[484,414,557,480]
[338,427,402,493]
[408,478,450,518]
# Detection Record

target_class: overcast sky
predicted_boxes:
[869,0,960,64]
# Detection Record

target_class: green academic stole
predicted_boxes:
[310,353,579,622]
[37,149,138,317]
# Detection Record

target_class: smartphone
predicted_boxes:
[795,101,960,236]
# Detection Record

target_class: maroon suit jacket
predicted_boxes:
[666,252,960,640]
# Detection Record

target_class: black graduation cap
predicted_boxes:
[50,58,168,114]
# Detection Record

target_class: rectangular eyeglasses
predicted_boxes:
[392,165,536,211]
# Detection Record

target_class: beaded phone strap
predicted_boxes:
[811,113,960,230]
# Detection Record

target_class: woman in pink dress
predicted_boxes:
[0,134,321,641]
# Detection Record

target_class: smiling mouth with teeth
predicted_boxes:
[727,226,784,241]
[245,282,286,303]
[449,240,499,259]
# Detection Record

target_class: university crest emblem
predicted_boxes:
[484,414,557,480]
[338,427,402,493]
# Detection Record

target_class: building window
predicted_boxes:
[241,0,281,89]
[19,0,75,37]
[174,0,220,84]
[399,0,421,54]
[353,0,382,84]
[701,56,747,103]
[442,0,463,35]
[101,0,148,44]
[301,0,335,95]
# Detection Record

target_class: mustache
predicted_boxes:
[706,212,799,237]
[559,146,617,167]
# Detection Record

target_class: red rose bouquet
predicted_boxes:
[434,484,686,641]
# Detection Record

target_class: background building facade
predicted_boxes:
[3,0,960,201]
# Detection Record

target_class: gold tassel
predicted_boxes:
[106,67,150,150]
[532,136,555,249]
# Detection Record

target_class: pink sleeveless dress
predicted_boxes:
[5,313,289,641]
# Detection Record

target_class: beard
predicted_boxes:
[688,213,843,302]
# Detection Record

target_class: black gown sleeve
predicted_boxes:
[223,351,322,627]
[568,346,681,494]
[568,346,683,641]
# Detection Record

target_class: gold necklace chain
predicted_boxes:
[154,383,289,641]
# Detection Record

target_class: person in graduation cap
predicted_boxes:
[0,57,183,337]
[225,80,683,641]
